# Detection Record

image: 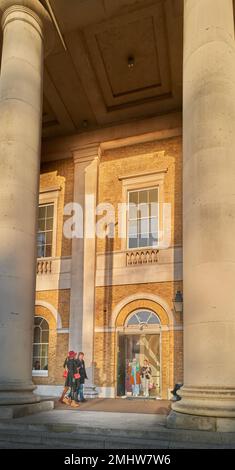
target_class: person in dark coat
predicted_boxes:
[59,351,79,407]
[76,352,88,402]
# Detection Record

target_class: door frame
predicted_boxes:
[116,327,162,398]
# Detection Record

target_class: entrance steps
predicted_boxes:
[0,418,235,449]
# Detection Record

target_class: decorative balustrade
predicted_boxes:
[126,249,159,266]
[37,259,52,275]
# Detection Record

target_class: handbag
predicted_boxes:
[63,370,68,378]
[74,373,81,379]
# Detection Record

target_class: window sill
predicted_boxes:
[32,370,48,377]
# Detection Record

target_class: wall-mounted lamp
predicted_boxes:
[173,290,183,313]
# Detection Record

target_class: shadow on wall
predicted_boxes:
[34,159,74,390]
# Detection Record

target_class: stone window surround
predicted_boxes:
[119,169,167,252]
[38,186,60,259]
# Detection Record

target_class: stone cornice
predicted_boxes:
[118,167,168,181]
[41,112,182,163]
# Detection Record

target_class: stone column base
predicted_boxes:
[0,400,54,420]
[167,386,235,432]
[167,411,235,433]
[0,383,40,405]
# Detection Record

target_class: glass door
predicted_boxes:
[117,333,161,397]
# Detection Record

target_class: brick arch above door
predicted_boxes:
[113,293,174,328]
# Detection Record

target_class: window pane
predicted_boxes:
[34,326,41,344]
[138,202,148,219]
[46,205,54,218]
[139,235,148,247]
[129,203,138,220]
[128,220,138,237]
[127,314,139,326]
[149,188,158,203]
[46,231,52,244]
[139,218,149,235]
[38,219,45,231]
[150,202,158,217]
[37,245,44,258]
[41,319,49,330]
[41,358,48,370]
[150,217,158,234]
[45,245,52,257]
[46,218,53,231]
[41,344,48,357]
[37,233,45,244]
[129,238,138,249]
[149,233,158,246]
[42,330,49,343]
[129,191,138,205]
[34,317,41,325]
[139,190,147,204]
[137,311,150,323]
[33,358,41,369]
[33,344,40,357]
[38,206,46,219]
[148,313,160,324]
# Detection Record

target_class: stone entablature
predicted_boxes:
[96,246,182,286]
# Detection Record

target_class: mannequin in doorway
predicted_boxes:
[128,358,141,397]
[141,359,152,397]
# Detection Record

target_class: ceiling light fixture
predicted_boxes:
[127,56,135,69]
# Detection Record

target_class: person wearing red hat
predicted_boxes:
[59,351,79,407]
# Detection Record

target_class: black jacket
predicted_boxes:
[76,359,88,384]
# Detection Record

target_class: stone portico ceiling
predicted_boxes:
[39,0,183,138]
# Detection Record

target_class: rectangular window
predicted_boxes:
[37,203,54,258]
[127,188,158,249]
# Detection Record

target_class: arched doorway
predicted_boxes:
[117,309,161,398]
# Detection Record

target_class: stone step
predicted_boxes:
[0,422,235,449]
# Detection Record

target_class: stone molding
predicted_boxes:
[73,142,102,165]
[111,292,175,327]
[0,0,54,55]
[35,299,62,330]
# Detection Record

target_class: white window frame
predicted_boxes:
[38,186,60,259]
[32,316,49,378]
[127,186,159,250]
[119,170,167,251]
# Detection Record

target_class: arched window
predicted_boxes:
[32,317,49,371]
[127,310,160,328]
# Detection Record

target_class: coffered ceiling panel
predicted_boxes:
[40,0,183,138]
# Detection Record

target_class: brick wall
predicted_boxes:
[40,158,74,258]
[33,289,70,386]
[97,136,182,252]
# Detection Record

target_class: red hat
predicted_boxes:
[68,350,76,358]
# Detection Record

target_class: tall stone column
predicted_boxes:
[0,1,53,405]
[167,0,235,431]
[69,143,100,393]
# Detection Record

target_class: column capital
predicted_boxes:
[0,0,54,55]
[72,142,102,165]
